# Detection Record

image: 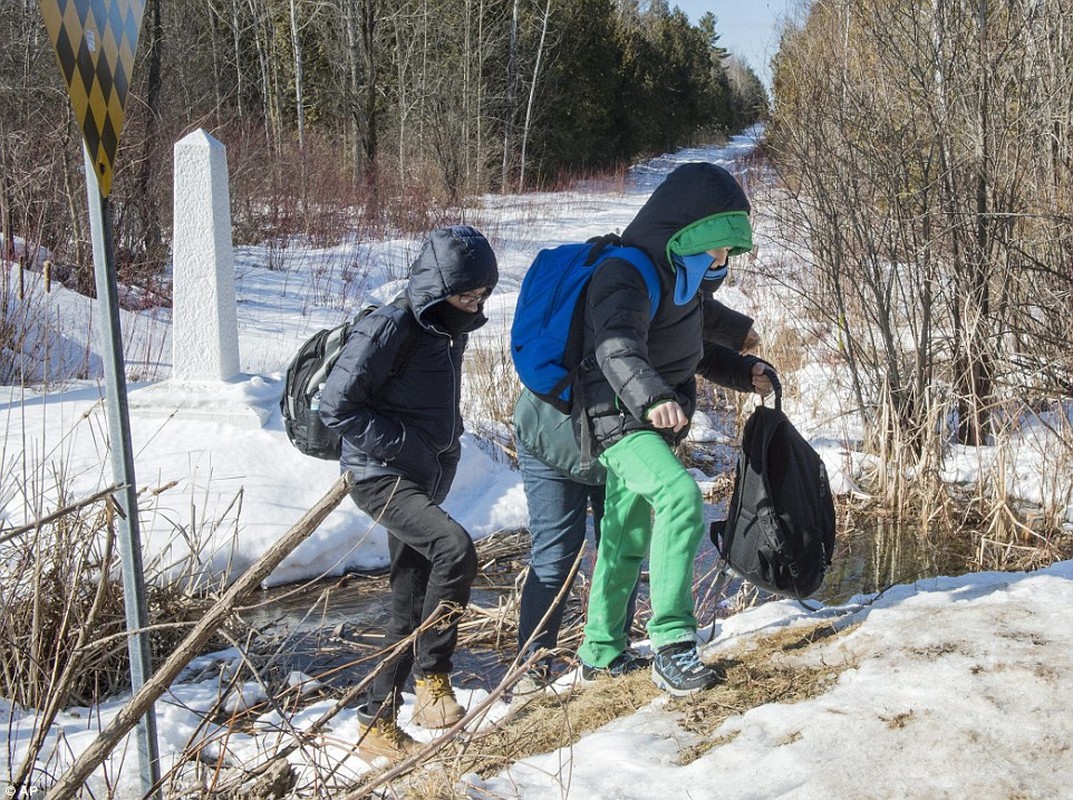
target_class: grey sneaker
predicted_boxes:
[580,649,651,682]
[651,642,720,696]
[510,665,552,706]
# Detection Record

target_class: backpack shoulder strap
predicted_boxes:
[350,294,421,388]
[592,244,662,319]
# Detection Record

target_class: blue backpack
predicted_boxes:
[510,241,661,413]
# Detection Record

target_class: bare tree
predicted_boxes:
[518,0,551,191]
[769,0,1073,462]
[501,0,520,189]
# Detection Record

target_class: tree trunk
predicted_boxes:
[501,0,519,190]
[519,0,551,192]
[344,0,363,179]
[289,0,305,152]
[361,0,380,184]
[133,0,164,281]
[231,0,246,117]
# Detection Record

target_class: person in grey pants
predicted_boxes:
[319,225,498,761]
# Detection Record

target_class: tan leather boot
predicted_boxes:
[412,673,465,728]
[356,704,421,763]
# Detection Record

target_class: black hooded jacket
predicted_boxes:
[318,226,499,502]
[576,163,761,454]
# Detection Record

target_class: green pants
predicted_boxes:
[577,430,704,668]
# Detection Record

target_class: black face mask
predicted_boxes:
[701,275,726,293]
[426,301,479,337]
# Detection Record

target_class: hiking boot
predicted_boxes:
[652,642,721,696]
[356,704,421,763]
[412,673,466,728]
[580,649,651,682]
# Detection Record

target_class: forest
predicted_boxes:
[3,0,1071,539]
[766,0,1073,530]
[0,0,766,294]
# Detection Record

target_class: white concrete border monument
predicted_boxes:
[172,128,240,381]
[128,129,268,427]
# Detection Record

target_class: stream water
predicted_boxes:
[235,515,976,699]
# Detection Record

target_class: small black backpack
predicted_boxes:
[710,371,837,600]
[279,297,415,460]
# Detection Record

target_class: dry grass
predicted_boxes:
[669,620,849,763]
[459,342,522,469]
[0,488,211,711]
[389,618,855,798]
[1,262,87,387]
[0,478,218,794]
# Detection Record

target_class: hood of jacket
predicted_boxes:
[406,225,499,333]
[621,163,752,303]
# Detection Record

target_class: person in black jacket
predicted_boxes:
[573,162,775,696]
[510,296,760,697]
[318,225,498,761]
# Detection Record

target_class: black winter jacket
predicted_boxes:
[516,299,754,483]
[318,226,498,502]
[577,163,761,454]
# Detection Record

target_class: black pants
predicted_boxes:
[350,475,478,714]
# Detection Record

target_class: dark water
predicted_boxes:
[235,516,975,697]
[235,567,518,696]
[817,516,977,604]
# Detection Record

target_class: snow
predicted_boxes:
[2,129,1072,798]
[472,563,1073,799]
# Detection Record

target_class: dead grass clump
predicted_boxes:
[0,479,221,795]
[671,619,855,764]
[499,672,660,751]
[0,494,210,711]
[399,620,856,798]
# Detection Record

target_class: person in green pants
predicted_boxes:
[573,162,775,695]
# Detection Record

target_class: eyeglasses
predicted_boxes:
[455,290,489,306]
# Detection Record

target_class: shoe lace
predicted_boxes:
[376,719,411,747]
[423,673,455,699]
[525,665,550,685]
[668,647,704,675]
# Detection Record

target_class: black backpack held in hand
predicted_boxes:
[710,371,836,600]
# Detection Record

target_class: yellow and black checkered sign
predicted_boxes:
[40,0,145,197]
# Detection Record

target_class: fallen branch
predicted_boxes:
[44,471,355,800]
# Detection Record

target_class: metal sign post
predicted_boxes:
[38,1,160,796]
[82,146,161,799]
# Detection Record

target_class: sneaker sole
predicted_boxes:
[579,669,643,684]
[580,659,652,685]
